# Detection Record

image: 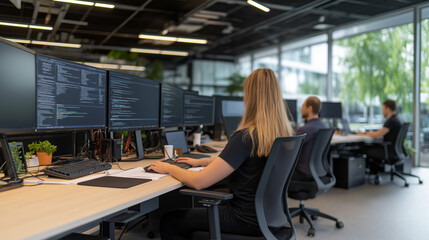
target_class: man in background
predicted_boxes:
[292,96,327,180]
[358,99,402,174]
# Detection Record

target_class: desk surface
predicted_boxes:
[0,142,225,240]
[331,134,373,145]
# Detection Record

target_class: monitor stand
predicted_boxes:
[119,130,144,162]
[0,134,23,192]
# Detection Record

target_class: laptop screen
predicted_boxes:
[164,131,190,154]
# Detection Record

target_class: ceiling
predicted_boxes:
[0,0,427,66]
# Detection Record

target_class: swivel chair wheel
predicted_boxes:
[307,227,315,237]
[336,221,344,229]
[404,183,409,187]
[419,180,423,184]
[311,215,318,220]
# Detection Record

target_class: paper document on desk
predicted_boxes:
[24,173,106,185]
[107,167,168,180]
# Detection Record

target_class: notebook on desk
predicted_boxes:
[164,131,211,159]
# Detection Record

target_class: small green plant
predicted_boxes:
[28,140,57,155]
[9,143,26,174]
[25,151,34,160]
[226,73,245,96]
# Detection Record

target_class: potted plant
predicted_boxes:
[28,140,57,165]
[25,150,39,167]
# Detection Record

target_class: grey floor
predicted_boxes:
[117,168,429,240]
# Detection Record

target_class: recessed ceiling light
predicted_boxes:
[247,0,270,13]
[138,34,207,45]
[313,23,335,30]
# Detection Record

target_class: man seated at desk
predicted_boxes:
[357,99,402,174]
[292,96,327,181]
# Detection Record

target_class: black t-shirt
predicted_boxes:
[383,114,402,157]
[218,129,267,227]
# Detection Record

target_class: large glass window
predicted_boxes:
[333,23,414,136]
[420,7,429,167]
[281,42,327,99]
[237,55,251,77]
[253,47,279,74]
[192,60,236,96]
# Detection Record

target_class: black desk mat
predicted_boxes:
[78,176,151,189]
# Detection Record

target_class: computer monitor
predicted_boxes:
[221,100,245,117]
[36,55,107,130]
[160,84,184,127]
[184,94,215,126]
[223,116,242,140]
[108,71,160,130]
[164,131,190,154]
[320,102,343,119]
[0,37,36,133]
[214,96,243,124]
[284,99,297,122]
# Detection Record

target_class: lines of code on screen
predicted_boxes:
[109,72,160,130]
[36,55,106,129]
[184,94,214,126]
[161,84,184,127]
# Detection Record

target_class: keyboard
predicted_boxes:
[44,159,112,179]
[183,153,211,159]
[144,158,192,173]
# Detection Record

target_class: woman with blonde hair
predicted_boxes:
[148,68,294,239]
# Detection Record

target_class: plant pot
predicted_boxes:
[36,152,53,165]
[26,156,39,167]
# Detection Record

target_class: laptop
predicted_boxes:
[164,131,211,159]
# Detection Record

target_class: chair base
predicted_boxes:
[290,201,343,237]
[374,166,423,187]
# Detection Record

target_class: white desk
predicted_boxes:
[0,142,226,240]
[331,134,373,145]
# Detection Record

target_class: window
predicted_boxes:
[332,23,414,134]
[281,42,327,99]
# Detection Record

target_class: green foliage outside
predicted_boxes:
[226,73,245,96]
[145,60,164,82]
[107,50,164,82]
[9,143,25,174]
[107,50,146,66]
[336,23,414,119]
[28,140,57,155]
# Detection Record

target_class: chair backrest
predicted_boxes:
[394,122,410,161]
[254,135,306,239]
[308,129,336,192]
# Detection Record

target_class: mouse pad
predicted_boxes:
[78,176,151,189]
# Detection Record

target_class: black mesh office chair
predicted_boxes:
[288,129,343,237]
[180,135,306,240]
[370,123,423,187]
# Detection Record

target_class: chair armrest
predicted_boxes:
[180,189,233,200]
